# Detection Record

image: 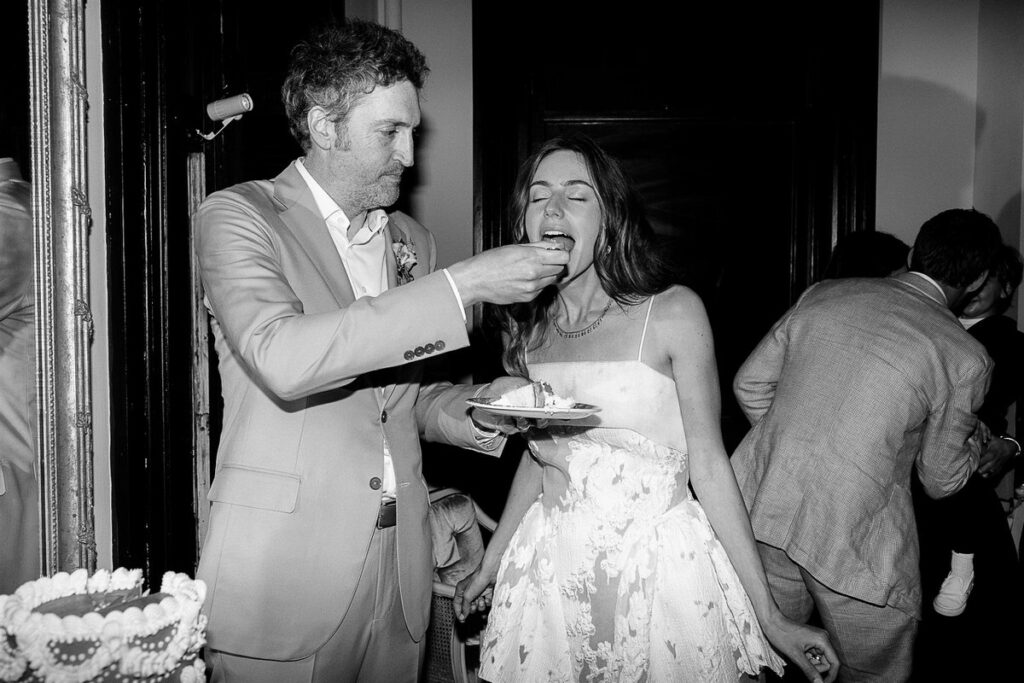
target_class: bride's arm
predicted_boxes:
[659,287,838,683]
[454,447,542,620]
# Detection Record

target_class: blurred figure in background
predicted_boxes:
[913,244,1024,681]
[821,230,909,280]
[732,209,1000,682]
[0,135,38,594]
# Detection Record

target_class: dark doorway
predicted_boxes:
[101,0,343,585]
[473,1,879,452]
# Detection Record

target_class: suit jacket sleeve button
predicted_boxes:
[414,346,425,357]
[424,343,435,354]
[403,350,415,361]
[369,477,382,490]
[435,340,445,351]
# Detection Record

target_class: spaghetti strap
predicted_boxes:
[638,295,655,362]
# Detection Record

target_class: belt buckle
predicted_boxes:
[377,500,397,529]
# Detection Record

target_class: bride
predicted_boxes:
[455,134,838,683]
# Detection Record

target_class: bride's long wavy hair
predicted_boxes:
[499,134,672,377]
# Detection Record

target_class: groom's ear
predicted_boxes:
[307,106,336,151]
[965,269,989,295]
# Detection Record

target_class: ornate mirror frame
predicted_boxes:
[30,0,94,574]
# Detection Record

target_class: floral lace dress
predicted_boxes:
[478,305,785,682]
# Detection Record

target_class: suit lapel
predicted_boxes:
[377,217,410,408]
[273,162,356,307]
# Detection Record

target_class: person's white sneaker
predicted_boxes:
[932,572,974,617]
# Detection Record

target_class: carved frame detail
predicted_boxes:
[30,0,95,574]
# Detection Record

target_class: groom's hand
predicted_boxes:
[447,242,569,308]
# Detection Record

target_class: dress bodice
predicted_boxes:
[526,357,690,516]
[528,360,686,452]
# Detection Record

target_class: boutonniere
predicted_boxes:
[392,238,418,285]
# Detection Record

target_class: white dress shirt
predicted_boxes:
[295,160,399,498]
[295,160,487,502]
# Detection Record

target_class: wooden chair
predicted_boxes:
[424,487,497,683]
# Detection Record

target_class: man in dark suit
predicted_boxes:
[912,243,1024,681]
[195,19,568,683]
[731,209,1001,681]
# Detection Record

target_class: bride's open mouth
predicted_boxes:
[543,230,575,253]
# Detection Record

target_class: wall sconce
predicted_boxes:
[196,94,253,141]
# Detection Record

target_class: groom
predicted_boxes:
[195,19,568,683]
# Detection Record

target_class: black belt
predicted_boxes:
[377,500,397,529]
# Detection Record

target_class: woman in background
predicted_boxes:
[455,134,837,682]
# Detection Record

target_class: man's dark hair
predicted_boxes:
[910,208,1002,288]
[822,231,909,279]
[281,18,429,152]
[990,244,1024,315]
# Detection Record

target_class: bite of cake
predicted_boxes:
[491,381,575,410]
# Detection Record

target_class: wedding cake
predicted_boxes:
[0,568,207,682]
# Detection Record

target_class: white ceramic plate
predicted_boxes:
[466,397,600,420]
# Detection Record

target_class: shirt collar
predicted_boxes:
[294,158,388,238]
[906,271,948,306]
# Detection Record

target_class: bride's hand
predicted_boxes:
[453,564,497,621]
[762,615,839,683]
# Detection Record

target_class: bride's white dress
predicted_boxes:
[478,299,785,682]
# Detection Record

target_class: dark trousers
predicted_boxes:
[912,473,1022,680]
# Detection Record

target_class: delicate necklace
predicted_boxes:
[554,300,613,339]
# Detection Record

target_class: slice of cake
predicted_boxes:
[492,381,575,409]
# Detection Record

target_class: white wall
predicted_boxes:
[399,0,475,270]
[876,0,981,245]
[876,0,1024,252]
[974,0,1024,246]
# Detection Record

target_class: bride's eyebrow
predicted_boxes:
[528,179,595,190]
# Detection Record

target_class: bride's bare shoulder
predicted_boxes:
[651,285,709,324]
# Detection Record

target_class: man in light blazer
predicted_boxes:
[731,209,1001,682]
[195,20,569,683]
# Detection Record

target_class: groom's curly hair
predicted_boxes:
[282,18,429,152]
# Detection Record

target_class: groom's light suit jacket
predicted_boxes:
[195,161,499,659]
[731,275,991,616]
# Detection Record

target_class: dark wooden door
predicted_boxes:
[473,1,879,451]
